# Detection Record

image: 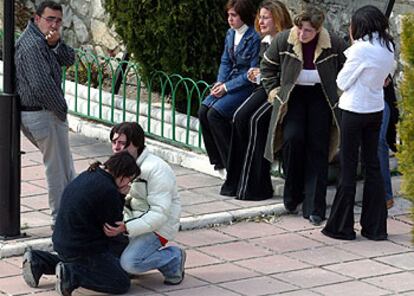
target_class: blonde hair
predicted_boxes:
[254,0,293,35]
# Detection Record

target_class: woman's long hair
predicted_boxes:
[254,0,293,35]
[350,5,394,52]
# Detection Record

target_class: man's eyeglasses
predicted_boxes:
[40,16,63,25]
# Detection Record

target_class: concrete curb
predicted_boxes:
[180,203,286,230]
[0,204,287,258]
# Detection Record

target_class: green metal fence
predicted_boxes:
[62,49,210,152]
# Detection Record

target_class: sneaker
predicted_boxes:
[309,215,323,226]
[164,249,187,285]
[55,262,73,296]
[22,250,42,288]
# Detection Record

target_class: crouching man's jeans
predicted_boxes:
[120,232,182,279]
[21,110,76,221]
[29,250,130,294]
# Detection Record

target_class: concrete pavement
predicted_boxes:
[0,130,412,295]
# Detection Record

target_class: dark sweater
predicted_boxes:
[52,167,124,258]
[302,34,318,70]
[15,20,75,121]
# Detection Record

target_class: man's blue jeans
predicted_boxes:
[120,232,182,279]
[28,249,130,294]
[378,101,393,201]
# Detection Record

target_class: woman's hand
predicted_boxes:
[103,221,126,237]
[210,82,226,98]
[247,67,261,84]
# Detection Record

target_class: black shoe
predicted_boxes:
[220,184,237,197]
[214,164,225,171]
[361,230,388,241]
[22,250,42,288]
[321,228,356,240]
[164,249,186,285]
[309,215,323,226]
[285,204,298,214]
[55,262,73,296]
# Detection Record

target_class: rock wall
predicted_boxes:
[20,0,125,57]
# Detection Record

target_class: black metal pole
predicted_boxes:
[114,52,129,94]
[384,0,395,19]
[0,0,21,239]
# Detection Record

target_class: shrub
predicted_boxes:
[396,13,414,239]
[104,0,261,112]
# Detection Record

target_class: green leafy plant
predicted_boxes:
[396,13,414,240]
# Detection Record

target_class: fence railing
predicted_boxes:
[62,49,210,152]
[1,38,285,175]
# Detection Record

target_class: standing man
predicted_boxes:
[15,1,76,224]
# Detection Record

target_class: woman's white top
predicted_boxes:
[296,69,321,86]
[234,24,248,51]
[337,32,394,113]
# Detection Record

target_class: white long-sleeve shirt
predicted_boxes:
[337,33,394,113]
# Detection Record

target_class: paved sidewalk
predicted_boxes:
[0,131,412,295]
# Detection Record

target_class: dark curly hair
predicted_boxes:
[110,122,145,156]
[36,1,62,16]
[88,151,140,180]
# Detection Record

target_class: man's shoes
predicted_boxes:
[164,249,186,285]
[22,249,42,288]
[309,215,323,226]
[55,262,73,296]
[386,198,394,209]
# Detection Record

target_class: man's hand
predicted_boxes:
[45,29,60,46]
[103,221,126,237]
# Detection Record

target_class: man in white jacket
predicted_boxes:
[104,122,186,285]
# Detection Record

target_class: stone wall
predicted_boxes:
[300,0,414,67]
[19,0,125,57]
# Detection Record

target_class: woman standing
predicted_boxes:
[260,5,346,225]
[322,5,395,240]
[220,0,293,200]
[198,0,260,175]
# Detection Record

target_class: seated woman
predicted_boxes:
[260,5,346,225]
[198,0,260,175]
[220,0,293,200]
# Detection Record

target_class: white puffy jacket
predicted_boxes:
[124,148,181,240]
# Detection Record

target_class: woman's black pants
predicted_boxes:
[323,110,387,240]
[198,105,232,169]
[282,84,332,219]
